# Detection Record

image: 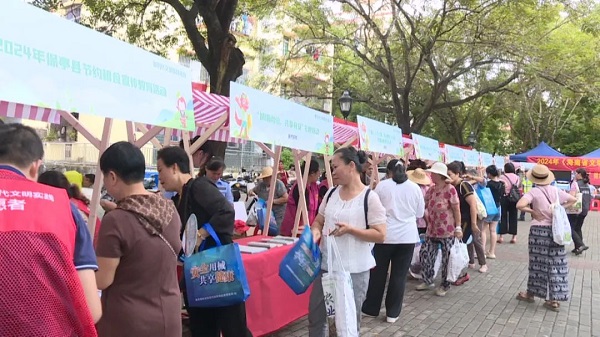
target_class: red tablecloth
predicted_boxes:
[235,235,311,336]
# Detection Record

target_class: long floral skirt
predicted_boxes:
[527,225,570,301]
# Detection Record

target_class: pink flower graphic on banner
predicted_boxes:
[236,93,250,112]
[359,122,370,150]
[176,95,189,129]
[324,133,331,154]
[234,93,252,139]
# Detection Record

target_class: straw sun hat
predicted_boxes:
[526,164,555,186]
[426,162,450,179]
[407,168,432,186]
[258,167,274,180]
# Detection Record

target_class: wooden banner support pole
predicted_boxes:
[263,145,282,235]
[291,151,312,237]
[86,118,113,236]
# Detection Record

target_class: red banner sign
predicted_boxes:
[526,156,600,173]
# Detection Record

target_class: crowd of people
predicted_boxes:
[0,122,595,337]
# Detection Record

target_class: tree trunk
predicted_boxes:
[203,36,245,160]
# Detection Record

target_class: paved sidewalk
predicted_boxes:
[268,213,600,337]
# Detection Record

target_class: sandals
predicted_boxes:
[544,301,560,312]
[510,237,517,244]
[516,292,535,303]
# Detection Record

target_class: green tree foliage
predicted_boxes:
[280,147,294,169]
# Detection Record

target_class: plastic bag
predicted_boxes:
[322,237,358,337]
[447,238,469,283]
[476,187,499,217]
[256,198,278,236]
[550,189,572,245]
[474,193,487,220]
[279,226,321,295]
[566,183,582,214]
[411,242,442,280]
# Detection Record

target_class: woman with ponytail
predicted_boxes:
[308,147,387,336]
[568,168,592,255]
[362,160,425,323]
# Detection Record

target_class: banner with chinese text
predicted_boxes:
[412,133,441,161]
[0,0,194,130]
[526,156,600,173]
[229,82,334,154]
[356,116,403,156]
[480,152,494,168]
[494,156,506,168]
[445,145,465,163]
[464,150,480,167]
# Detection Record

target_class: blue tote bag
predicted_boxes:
[476,187,499,217]
[256,198,279,236]
[184,224,250,307]
[279,226,322,295]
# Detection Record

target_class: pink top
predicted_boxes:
[521,185,572,227]
[500,173,520,195]
[425,184,459,238]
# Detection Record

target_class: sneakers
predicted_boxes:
[435,286,449,297]
[453,273,470,286]
[361,312,378,318]
[415,283,434,291]
[386,316,399,323]
[486,254,496,259]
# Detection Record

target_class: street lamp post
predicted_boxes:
[338,90,353,120]
[468,131,477,149]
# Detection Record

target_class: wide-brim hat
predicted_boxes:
[426,162,450,179]
[526,164,554,186]
[407,168,432,186]
[258,166,274,180]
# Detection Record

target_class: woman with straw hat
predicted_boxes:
[249,166,289,232]
[407,168,432,235]
[415,162,462,297]
[516,164,576,312]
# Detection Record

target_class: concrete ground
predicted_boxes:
[266,213,600,337]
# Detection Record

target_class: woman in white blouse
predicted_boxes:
[309,147,387,337]
[362,160,424,323]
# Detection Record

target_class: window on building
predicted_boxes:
[65,4,82,23]
[282,37,290,56]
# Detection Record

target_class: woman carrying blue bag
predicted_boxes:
[480,165,505,259]
[157,147,252,337]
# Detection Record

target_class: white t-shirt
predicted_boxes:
[374,179,424,244]
[318,186,387,273]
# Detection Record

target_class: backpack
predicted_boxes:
[503,174,521,203]
[325,186,371,228]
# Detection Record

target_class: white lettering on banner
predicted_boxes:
[33,192,44,199]
[0,199,6,211]
[22,191,33,198]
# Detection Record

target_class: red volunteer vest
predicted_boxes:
[0,169,97,337]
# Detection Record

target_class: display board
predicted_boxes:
[0,0,194,130]
[356,116,403,156]
[412,133,441,161]
[229,82,334,155]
